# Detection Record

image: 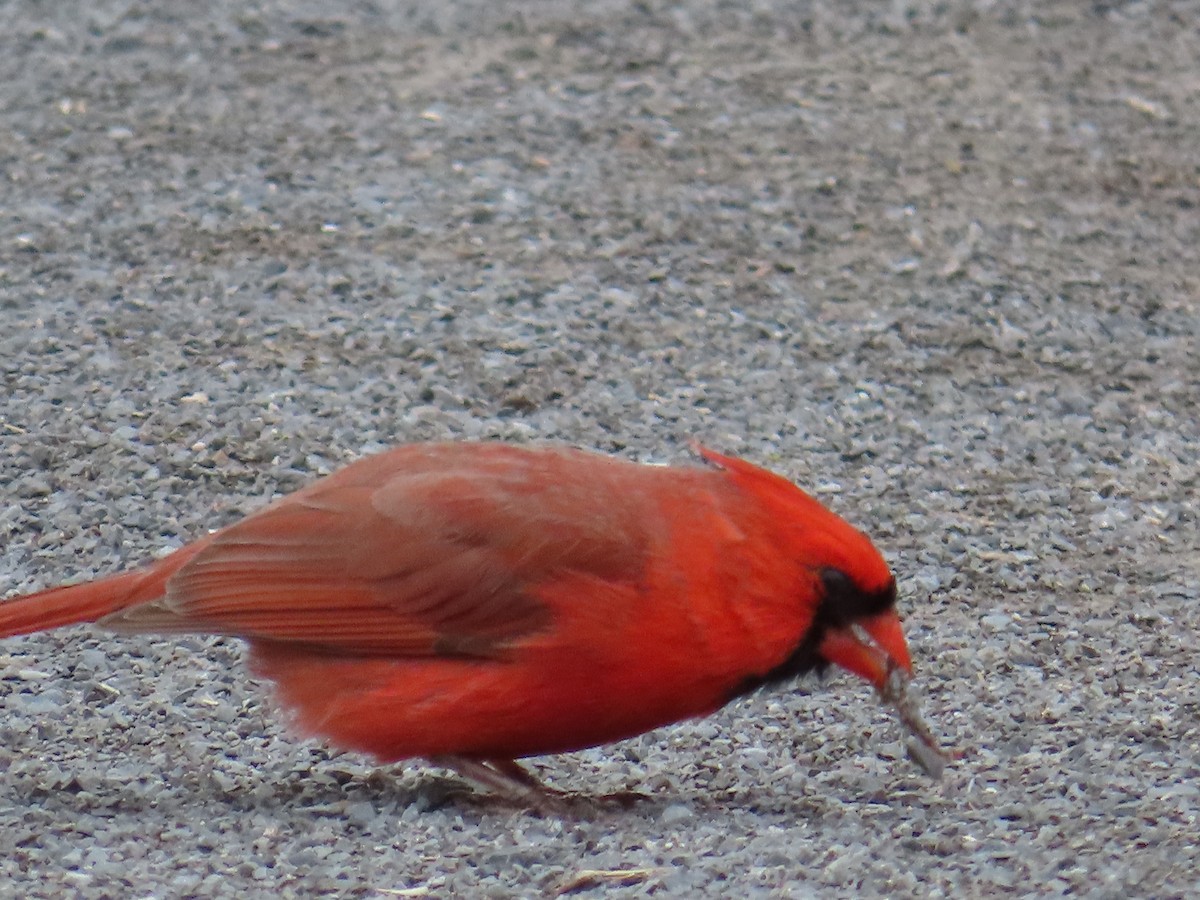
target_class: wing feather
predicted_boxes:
[104,444,655,657]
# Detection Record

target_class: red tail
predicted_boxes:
[0,540,210,638]
[0,571,153,637]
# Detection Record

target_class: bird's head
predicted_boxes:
[810,568,911,688]
[697,445,913,690]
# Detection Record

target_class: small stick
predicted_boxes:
[877,665,955,779]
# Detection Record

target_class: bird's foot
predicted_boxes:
[428,757,651,816]
[429,756,570,815]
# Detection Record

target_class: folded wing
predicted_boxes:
[102,444,653,658]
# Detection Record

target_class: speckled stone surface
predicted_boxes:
[1,1,1197,896]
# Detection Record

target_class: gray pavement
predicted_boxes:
[1,2,1197,896]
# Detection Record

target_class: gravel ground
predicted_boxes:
[2,1,1198,897]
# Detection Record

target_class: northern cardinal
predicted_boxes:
[1,442,923,807]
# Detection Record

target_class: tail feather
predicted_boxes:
[1,539,212,639]
[0,570,154,637]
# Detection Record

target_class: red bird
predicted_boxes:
[1,443,915,806]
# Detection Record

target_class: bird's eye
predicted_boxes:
[817,568,897,624]
[819,568,856,603]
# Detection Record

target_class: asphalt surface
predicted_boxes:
[1,1,1198,897]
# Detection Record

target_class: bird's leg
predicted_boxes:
[430,757,648,812]
[486,758,565,792]
[429,756,567,814]
[480,759,650,809]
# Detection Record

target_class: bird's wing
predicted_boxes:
[102,445,654,657]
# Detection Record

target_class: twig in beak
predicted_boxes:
[877,664,953,779]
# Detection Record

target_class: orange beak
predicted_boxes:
[817,610,913,689]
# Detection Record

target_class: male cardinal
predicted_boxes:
[1,442,919,807]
